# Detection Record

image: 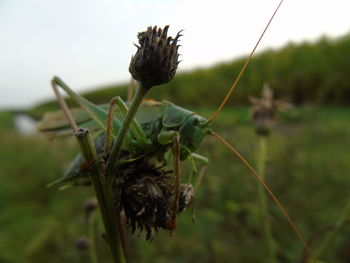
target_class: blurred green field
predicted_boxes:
[1,105,350,263]
[27,33,350,121]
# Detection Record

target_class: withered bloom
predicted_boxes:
[114,158,193,240]
[76,236,89,251]
[250,83,291,136]
[178,184,194,212]
[129,25,181,88]
[83,198,98,224]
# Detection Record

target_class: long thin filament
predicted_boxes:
[208,0,284,123]
[211,131,317,263]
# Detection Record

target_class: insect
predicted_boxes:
[38,0,318,262]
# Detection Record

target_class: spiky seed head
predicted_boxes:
[250,83,291,136]
[250,84,277,135]
[129,25,181,89]
[114,158,194,240]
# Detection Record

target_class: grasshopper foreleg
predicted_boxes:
[112,96,148,147]
[190,153,209,194]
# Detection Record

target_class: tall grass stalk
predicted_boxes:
[315,195,350,260]
[256,136,277,263]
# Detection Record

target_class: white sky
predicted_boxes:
[0,0,349,109]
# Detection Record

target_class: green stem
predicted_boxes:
[315,195,350,259]
[257,135,277,263]
[87,213,98,263]
[103,82,148,261]
[105,83,148,179]
[76,128,125,263]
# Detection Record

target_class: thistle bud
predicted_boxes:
[129,25,181,89]
[250,83,291,136]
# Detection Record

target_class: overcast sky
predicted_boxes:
[1,0,349,109]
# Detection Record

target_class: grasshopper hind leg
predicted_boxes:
[165,133,202,233]
[165,132,181,233]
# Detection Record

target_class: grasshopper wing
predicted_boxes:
[37,107,107,139]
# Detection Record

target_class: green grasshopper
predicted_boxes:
[38,0,318,262]
[40,96,210,184]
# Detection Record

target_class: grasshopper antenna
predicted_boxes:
[210,131,318,263]
[208,0,284,123]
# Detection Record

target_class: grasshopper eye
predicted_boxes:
[192,116,200,126]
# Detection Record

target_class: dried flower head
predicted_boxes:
[129,25,181,88]
[113,158,193,240]
[250,83,291,136]
[178,183,194,212]
[83,198,98,224]
[76,236,89,251]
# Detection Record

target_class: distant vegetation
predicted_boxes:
[29,32,350,118]
[2,106,350,263]
[152,33,350,106]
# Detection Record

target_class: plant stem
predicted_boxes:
[315,195,350,259]
[76,128,125,263]
[87,213,98,263]
[105,83,148,179]
[103,82,148,261]
[257,135,277,263]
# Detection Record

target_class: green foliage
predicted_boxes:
[1,106,350,262]
[0,130,93,263]
[0,111,14,133]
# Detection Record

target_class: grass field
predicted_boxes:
[1,105,350,263]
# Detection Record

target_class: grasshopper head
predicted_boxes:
[179,114,212,160]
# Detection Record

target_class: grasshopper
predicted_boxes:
[38,0,319,262]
